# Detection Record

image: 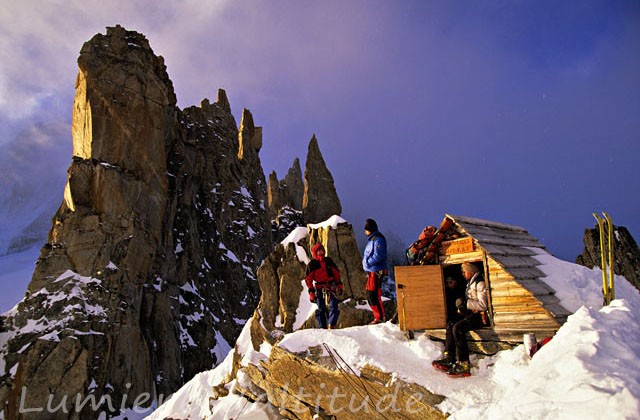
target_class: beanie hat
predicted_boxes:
[461,262,480,274]
[364,218,378,233]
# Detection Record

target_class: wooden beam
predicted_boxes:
[424,327,558,344]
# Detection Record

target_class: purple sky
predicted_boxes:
[1,1,639,261]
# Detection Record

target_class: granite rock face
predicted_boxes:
[254,220,369,341]
[271,206,305,244]
[268,135,342,228]
[267,158,304,220]
[0,26,273,418]
[303,135,342,224]
[237,346,446,419]
[576,223,640,293]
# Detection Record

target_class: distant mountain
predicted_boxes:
[0,121,70,256]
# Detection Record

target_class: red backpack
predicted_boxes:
[406,226,436,265]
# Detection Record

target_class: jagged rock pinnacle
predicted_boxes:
[303,134,342,223]
[0,26,273,417]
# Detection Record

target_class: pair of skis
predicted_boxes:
[593,212,615,305]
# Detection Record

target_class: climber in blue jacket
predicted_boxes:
[362,218,387,324]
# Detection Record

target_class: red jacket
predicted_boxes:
[305,244,341,290]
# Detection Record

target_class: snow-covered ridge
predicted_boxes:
[148,244,640,419]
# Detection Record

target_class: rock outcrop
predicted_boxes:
[268,135,343,230]
[238,345,446,419]
[284,159,305,211]
[0,25,278,418]
[254,218,369,340]
[271,206,305,244]
[267,158,304,220]
[303,135,342,224]
[576,223,640,292]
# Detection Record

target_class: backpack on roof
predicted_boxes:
[406,226,437,265]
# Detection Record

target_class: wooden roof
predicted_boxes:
[446,214,545,276]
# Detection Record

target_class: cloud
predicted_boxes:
[0,1,638,261]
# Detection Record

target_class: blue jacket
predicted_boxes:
[362,231,387,272]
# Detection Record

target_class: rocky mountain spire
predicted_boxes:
[267,158,304,220]
[284,158,304,210]
[238,108,262,161]
[267,137,342,245]
[267,170,283,218]
[303,134,342,223]
[0,26,272,417]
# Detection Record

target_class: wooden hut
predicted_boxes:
[395,214,572,350]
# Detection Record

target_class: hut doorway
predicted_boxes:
[395,260,493,332]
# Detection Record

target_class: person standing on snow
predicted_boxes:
[432,262,488,377]
[305,243,343,329]
[362,218,387,324]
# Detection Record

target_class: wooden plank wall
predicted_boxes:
[439,247,561,332]
[486,255,560,331]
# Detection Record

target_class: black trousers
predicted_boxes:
[445,312,483,363]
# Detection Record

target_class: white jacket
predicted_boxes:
[466,273,488,312]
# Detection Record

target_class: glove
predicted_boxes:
[309,288,316,303]
[336,283,344,296]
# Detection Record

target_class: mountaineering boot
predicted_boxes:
[432,357,454,372]
[447,361,471,378]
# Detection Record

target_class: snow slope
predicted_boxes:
[146,240,640,419]
[3,216,637,419]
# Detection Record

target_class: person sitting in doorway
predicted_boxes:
[444,276,465,323]
[432,262,488,377]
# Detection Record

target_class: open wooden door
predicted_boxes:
[395,265,447,330]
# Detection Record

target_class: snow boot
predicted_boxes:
[432,357,454,372]
[447,361,471,378]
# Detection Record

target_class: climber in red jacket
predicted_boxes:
[305,243,343,329]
